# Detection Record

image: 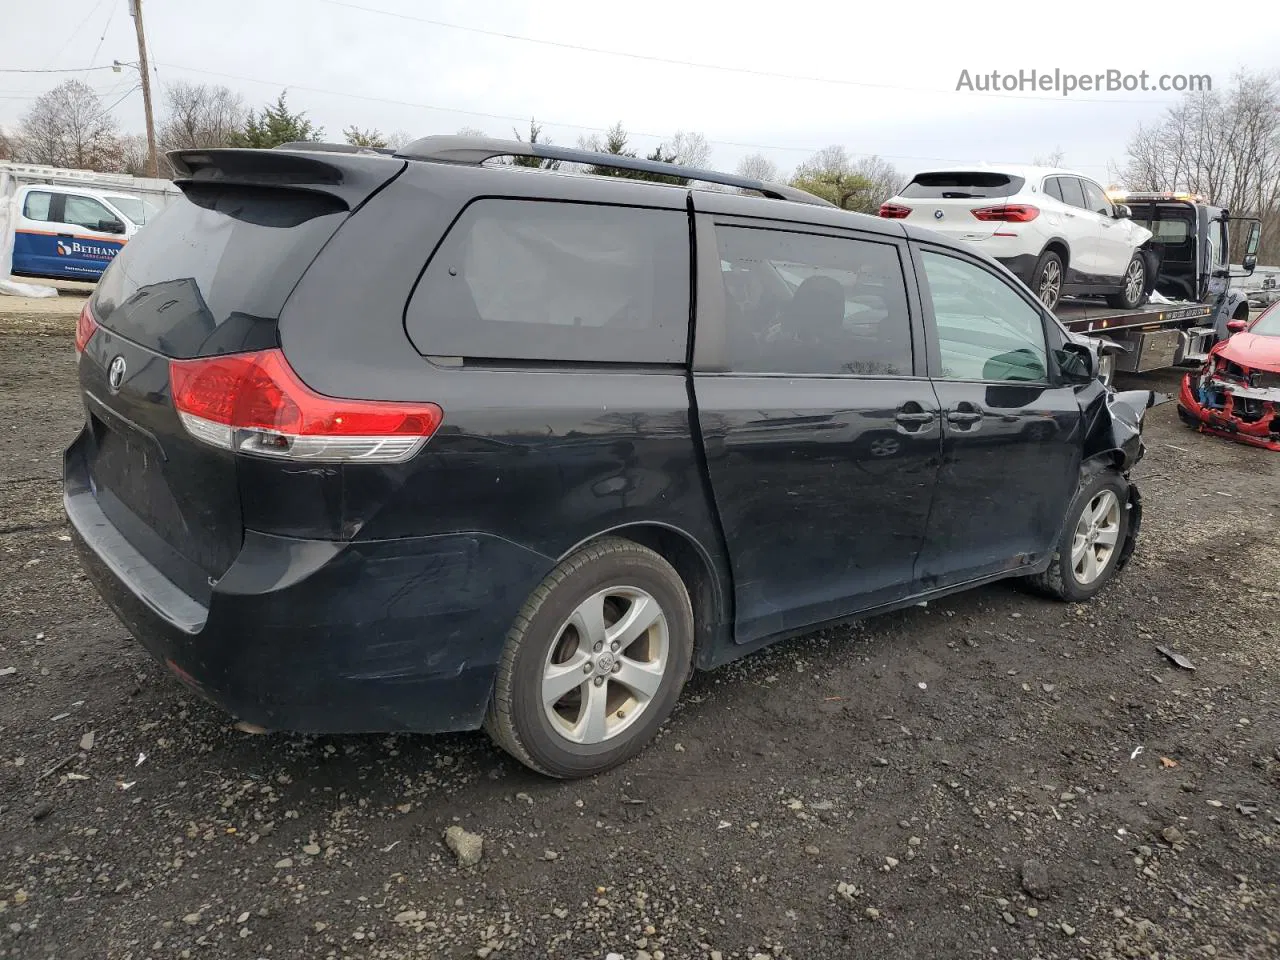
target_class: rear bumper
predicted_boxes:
[1177,373,1280,452]
[65,444,554,734]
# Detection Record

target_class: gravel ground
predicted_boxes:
[1,320,1277,960]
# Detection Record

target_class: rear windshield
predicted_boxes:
[899,172,1026,200]
[1125,204,1194,244]
[92,185,345,358]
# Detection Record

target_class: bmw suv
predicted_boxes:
[879,165,1154,312]
[66,137,1154,779]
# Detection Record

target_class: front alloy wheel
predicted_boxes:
[1070,489,1120,586]
[1018,469,1131,602]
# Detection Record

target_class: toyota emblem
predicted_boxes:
[933,209,945,220]
[108,356,126,392]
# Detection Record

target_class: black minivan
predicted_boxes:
[66,136,1153,778]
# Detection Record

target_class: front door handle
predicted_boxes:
[895,411,936,425]
[946,401,984,430]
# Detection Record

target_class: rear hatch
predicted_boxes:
[71,148,405,603]
[887,171,1027,240]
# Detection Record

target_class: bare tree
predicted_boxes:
[384,129,413,149]
[736,152,780,183]
[117,134,151,177]
[17,80,119,170]
[1121,69,1280,262]
[1032,148,1066,167]
[850,155,902,212]
[0,127,13,161]
[158,82,247,157]
[668,130,710,169]
[457,126,487,137]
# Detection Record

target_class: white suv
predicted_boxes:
[879,166,1154,312]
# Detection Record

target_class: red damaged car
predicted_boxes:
[1178,302,1280,451]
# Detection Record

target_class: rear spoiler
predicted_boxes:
[167,148,405,210]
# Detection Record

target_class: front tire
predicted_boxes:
[1022,470,1130,602]
[484,538,693,779]
[1106,253,1148,309]
[1031,250,1065,311]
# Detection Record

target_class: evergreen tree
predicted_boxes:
[512,119,559,169]
[230,92,322,148]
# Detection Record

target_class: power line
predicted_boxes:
[313,0,1179,106]
[86,0,120,73]
[43,0,111,70]
[0,65,117,74]
[153,60,1113,172]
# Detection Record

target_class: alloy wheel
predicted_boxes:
[541,587,669,745]
[1039,260,1062,310]
[1124,259,1144,303]
[1070,489,1120,585]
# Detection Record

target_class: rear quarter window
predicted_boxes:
[405,199,690,364]
[899,172,1026,200]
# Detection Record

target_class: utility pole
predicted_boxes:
[129,0,158,178]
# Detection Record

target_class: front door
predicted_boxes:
[1081,179,1132,279]
[912,246,1083,589]
[1053,176,1103,280]
[54,193,128,279]
[690,210,940,644]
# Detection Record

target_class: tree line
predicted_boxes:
[0,79,905,215]
[3,70,1277,261]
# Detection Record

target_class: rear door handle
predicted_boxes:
[946,411,983,424]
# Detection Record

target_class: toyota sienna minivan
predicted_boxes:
[65,137,1153,778]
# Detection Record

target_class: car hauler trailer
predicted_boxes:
[1064,191,1262,383]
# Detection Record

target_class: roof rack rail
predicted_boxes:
[394,135,834,207]
[273,141,397,156]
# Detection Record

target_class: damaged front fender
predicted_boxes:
[1075,385,1161,573]
[1080,383,1168,473]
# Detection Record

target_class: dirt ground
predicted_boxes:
[1,316,1277,960]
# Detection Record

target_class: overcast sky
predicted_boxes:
[3,0,1277,184]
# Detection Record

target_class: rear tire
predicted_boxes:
[1021,469,1130,602]
[1031,250,1064,311]
[1106,253,1148,309]
[484,537,693,779]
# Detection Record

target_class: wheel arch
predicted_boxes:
[558,522,732,670]
[1040,237,1070,269]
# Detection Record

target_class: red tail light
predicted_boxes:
[75,301,99,353]
[879,203,912,219]
[971,204,1040,222]
[169,349,443,463]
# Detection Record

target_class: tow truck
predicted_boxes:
[1055,191,1261,384]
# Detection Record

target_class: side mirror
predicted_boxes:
[98,218,126,235]
[1226,319,1248,334]
[1243,222,1261,274]
[1113,203,1132,219]
[1057,342,1098,383]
